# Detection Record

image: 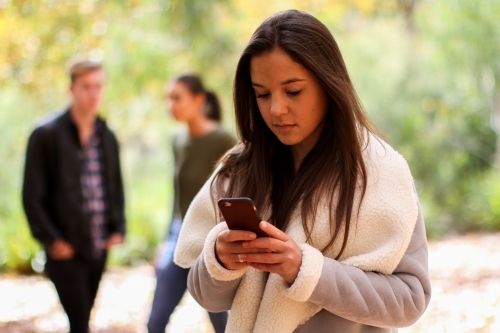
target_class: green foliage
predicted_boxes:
[397,0,500,234]
[335,0,500,236]
[1,0,500,273]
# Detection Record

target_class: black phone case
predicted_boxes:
[217,197,267,237]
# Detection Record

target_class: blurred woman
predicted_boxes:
[174,10,430,333]
[147,74,236,333]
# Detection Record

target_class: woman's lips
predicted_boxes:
[273,124,296,132]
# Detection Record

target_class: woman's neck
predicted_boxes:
[291,139,316,172]
[187,115,218,138]
[291,122,325,171]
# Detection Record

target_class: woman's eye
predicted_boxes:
[287,90,302,96]
[256,93,270,99]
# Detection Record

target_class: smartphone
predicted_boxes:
[217,197,267,237]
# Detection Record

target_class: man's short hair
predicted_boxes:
[67,57,102,84]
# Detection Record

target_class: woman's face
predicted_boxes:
[167,81,204,122]
[250,49,329,158]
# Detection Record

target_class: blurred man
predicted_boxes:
[22,58,126,333]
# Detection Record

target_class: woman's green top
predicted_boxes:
[172,127,237,220]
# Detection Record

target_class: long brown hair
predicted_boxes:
[212,10,377,258]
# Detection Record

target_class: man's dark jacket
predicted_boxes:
[22,109,126,260]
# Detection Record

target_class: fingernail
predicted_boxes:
[260,221,267,228]
[240,254,247,259]
[242,242,249,247]
[249,233,256,239]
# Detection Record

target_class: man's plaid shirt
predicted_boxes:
[80,123,108,258]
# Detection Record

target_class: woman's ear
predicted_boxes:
[195,93,206,110]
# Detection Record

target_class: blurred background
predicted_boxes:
[1,0,499,332]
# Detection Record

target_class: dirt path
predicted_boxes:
[401,232,500,333]
[1,232,499,333]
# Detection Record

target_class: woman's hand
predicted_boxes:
[240,221,302,284]
[215,229,269,270]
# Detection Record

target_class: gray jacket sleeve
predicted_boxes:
[306,203,431,328]
[188,251,242,312]
[188,203,431,326]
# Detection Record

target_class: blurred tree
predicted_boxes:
[377,0,500,233]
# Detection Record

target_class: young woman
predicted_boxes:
[174,11,431,333]
[147,75,236,333]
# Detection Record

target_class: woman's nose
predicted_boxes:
[269,96,288,117]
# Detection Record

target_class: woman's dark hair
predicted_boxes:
[212,10,378,258]
[175,74,222,122]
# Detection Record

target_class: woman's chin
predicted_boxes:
[171,114,185,122]
[273,133,301,146]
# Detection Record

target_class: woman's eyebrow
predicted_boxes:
[252,78,306,88]
[281,78,305,85]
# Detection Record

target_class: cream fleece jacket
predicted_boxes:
[188,205,430,332]
[174,135,431,332]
